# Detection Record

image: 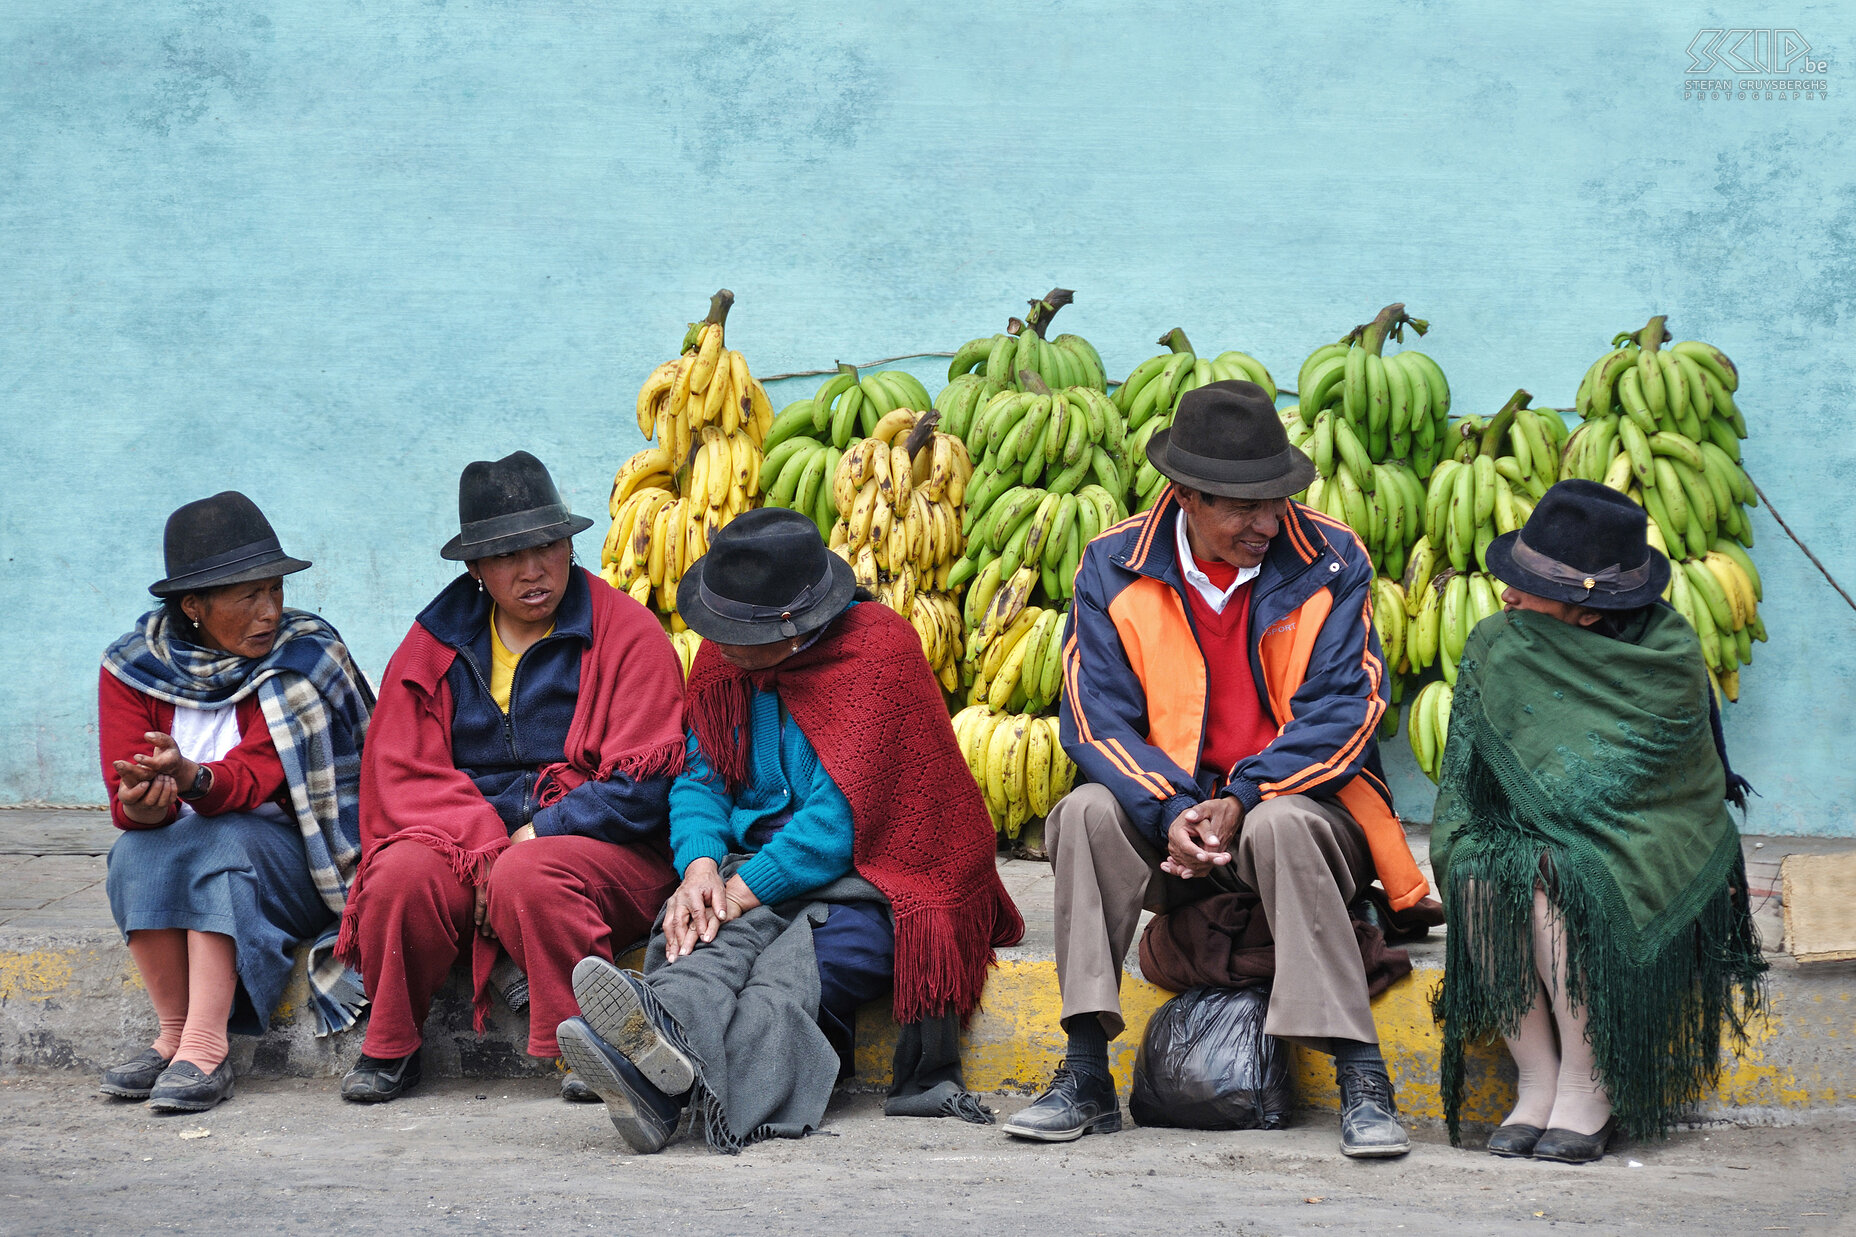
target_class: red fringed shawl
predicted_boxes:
[685,603,1024,1023]
[336,569,686,1028]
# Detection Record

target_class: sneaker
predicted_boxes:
[147,1059,235,1113]
[557,1018,681,1154]
[100,1049,172,1101]
[340,1050,423,1104]
[1336,1062,1411,1158]
[1000,1064,1122,1142]
[570,958,695,1096]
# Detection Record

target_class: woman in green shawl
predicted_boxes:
[1431,480,1764,1163]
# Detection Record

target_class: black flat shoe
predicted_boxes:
[1487,1123,1545,1158]
[147,1059,235,1113]
[1337,1063,1411,1158]
[1533,1119,1616,1164]
[340,1051,423,1104]
[100,1049,172,1101]
[557,1018,682,1154]
[1000,1065,1121,1142]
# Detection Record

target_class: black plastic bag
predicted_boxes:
[1130,985,1292,1130]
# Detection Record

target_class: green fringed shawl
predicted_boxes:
[1429,606,1766,1145]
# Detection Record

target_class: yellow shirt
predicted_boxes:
[488,608,554,713]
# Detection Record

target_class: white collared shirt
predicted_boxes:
[1175,510,1260,614]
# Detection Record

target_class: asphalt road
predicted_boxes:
[2,1075,1851,1235]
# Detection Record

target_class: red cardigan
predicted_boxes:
[97,668,290,829]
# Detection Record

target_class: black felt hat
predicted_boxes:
[149,491,313,597]
[440,451,595,561]
[676,507,856,646]
[1145,380,1317,499]
[1485,479,1671,610]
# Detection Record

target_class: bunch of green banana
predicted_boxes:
[933,372,1007,441]
[1572,316,1745,458]
[792,364,936,450]
[1665,543,1766,703]
[1403,566,1505,685]
[960,376,1128,507]
[1563,413,1759,556]
[1406,679,1454,783]
[1298,429,1428,578]
[755,416,843,539]
[963,603,1069,715]
[1369,577,1410,738]
[1116,329,1278,512]
[1413,395,1569,574]
[1295,303,1452,476]
[946,289,1108,393]
[948,482,1125,608]
[950,708,1076,837]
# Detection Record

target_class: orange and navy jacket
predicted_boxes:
[1058,487,1429,912]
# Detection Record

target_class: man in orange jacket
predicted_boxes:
[1001,382,1430,1158]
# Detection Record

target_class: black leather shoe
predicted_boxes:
[100,1049,172,1100]
[1337,1063,1411,1158]
[557,1017,681,1154]
[147,1059,235,1113]
[340,1051,423,1104]
[1000,1065,1122,1142]
[571,958,695,1096]
[1488,1123,1545,1158]
[1533,1119,1615,1164]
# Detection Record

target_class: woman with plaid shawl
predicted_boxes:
[98,492,373,1114]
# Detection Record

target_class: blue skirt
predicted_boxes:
[106,811,335,1036]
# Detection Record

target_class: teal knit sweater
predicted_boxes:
[668,686,855,906]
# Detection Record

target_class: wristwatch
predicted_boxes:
[179,763,214,802]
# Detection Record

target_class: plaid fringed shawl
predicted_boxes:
[1429,607,1766,1144]
[103,607,375,1035]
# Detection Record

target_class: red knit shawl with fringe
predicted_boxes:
[685,602,1024,1023]
[337,569,686,1028]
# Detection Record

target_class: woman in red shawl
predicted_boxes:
[556,508,1023,1154]
[337,452,683,1102]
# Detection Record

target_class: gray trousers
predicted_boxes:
[1047,783,1379,1046]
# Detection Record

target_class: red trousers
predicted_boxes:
[351,834,676,1058]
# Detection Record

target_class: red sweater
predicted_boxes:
[97,668,289,829]
[1181,556,1280,783]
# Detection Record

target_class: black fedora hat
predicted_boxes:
[1485,479,1671,610]
[677,508,856,646]
[149,491,312,598]
[1145,380,1317,500]
[440,451,595,561]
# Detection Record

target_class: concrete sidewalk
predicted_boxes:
[2,808,1850,1130]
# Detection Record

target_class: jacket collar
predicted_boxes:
[415,564,595,651]
[1110,486,1328,590]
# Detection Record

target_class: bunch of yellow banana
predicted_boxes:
[904,590,965,694]
[1403,565,1505,685]
[824,409,975,608]
[1415,398,1566,574]
[668,630,703,681]
[1294,303,1453,478]
[963,603,1068,715]
[1572,316,1745,462]
[601,427,762,615]
[1406,679,1454,783]
[950,707,1076,837]
[633,295,776,465]
[1666,544,1766,702]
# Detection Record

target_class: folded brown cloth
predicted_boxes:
[1138,889,1413,996]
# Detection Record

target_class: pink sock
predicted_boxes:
[172,932,236,1073]
[1534,890,1613,1135]
[127,930,190,1059]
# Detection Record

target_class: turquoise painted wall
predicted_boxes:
[4,3,1852,833]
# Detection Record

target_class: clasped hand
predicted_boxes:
[662,858,759,962]
[1160,796,1243,879]
[111,731,198,824]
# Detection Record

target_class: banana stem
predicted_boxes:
[1022,288,1074,340]
[904,410,940,459]
[705,289,735,328]
[836,360,860,384]
[1019,370,1052,396]
[1478,390,1531,457]
[1157,327,1195,355]
[1358,303,1407,356]
[1635,314,1669,351]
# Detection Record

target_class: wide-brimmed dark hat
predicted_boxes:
[676,508,856,646]
[1146,380,1317,500]
[440,451,595,561]
[1486,479,1670,610]
[149,491,313,597]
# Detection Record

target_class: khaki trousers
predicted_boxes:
[1047,783,1379,1045]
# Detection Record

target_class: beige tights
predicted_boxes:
[126,928,236,1072]
[1499,887,1613,1135]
